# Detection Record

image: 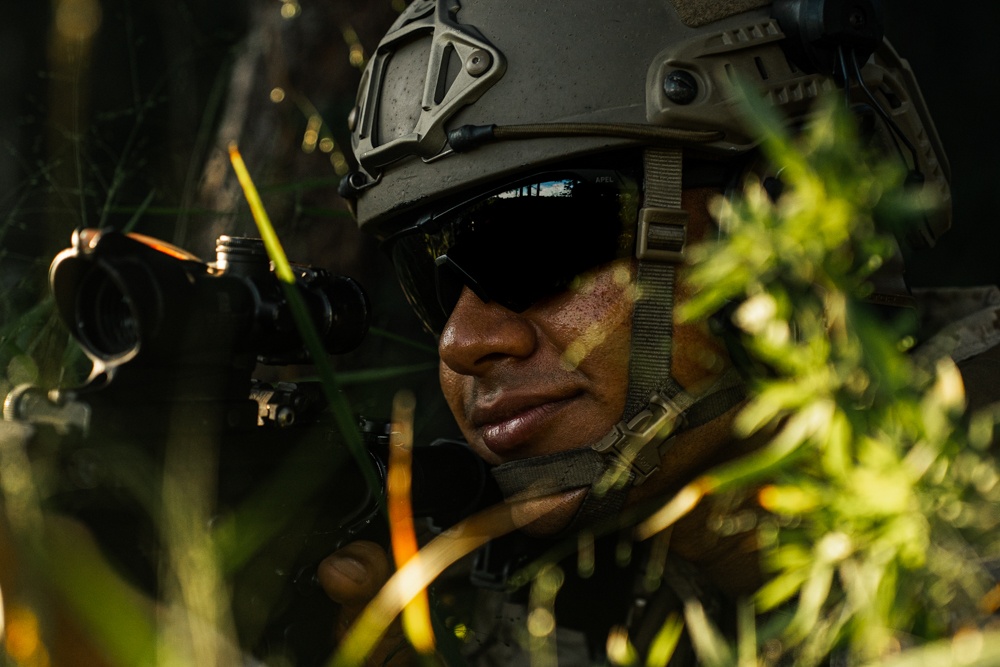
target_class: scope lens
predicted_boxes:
[76,267,140,359]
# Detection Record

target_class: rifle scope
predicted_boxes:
[49,229,370,373]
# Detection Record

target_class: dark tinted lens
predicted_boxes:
[449,197,623,307]
[386,170,638,334]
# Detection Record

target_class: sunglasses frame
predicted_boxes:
[381,167,643,333]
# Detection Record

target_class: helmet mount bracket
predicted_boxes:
[351,0,507,178]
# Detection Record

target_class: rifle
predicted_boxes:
[1,228,498,664]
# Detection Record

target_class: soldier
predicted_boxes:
[319,0,994,664]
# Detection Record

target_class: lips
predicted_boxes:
[470,392,579,458]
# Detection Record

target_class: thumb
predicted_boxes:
[317,540,392,608]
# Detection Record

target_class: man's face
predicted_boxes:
[437,259,634,466]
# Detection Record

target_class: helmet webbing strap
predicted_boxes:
[492,448,606,499]
[565,147,745,528]
[624,148,686,420]
[559,148,689,525]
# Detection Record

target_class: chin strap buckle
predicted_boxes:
[636,207,688,262]
[592,389,692,485]
[591,368,748,487]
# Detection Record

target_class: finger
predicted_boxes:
[317,540,392,607]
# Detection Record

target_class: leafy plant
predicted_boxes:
[658,90,1000,664]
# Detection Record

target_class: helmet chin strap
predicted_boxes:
[491,149,746,532]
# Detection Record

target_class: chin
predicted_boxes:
[509,488,589,537]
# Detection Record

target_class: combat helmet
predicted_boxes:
[340,0,951,523]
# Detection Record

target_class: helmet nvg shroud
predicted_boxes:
[340,0,951,524]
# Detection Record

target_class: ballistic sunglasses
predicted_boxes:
[382,168,641,334]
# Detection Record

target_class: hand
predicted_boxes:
[318,540,416,666]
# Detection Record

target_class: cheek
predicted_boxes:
[532,261,633,432]
[438,362,465,425]
[543,261,633,383]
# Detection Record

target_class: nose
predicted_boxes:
[438,286,537,376]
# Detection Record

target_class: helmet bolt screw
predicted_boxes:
[664,70,698,105]
[465,49,492,77]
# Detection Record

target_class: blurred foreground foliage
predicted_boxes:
[666,93,1000,664]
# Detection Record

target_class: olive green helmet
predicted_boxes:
[342,0,950,247]
[340,0,953,525]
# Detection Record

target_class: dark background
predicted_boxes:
[0,1,995,412]
[884,2,999,286]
